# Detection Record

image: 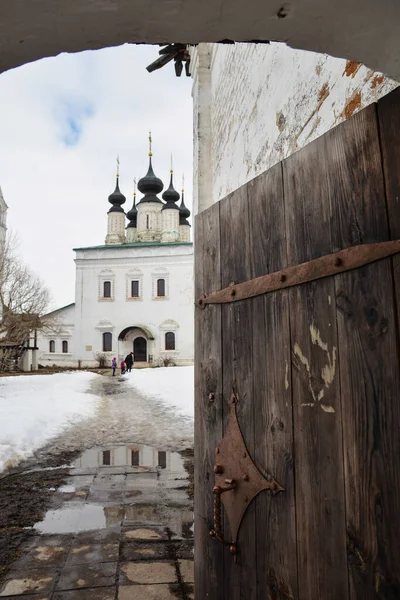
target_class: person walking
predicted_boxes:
[125,352,133,373]
[111,357,117,376]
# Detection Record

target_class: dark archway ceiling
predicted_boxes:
[0,0,399,81]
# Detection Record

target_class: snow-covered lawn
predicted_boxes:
[0,366,195,474]
[0,372,99,473]
[124,365,194,418]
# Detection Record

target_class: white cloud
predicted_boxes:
[0,44,193,307]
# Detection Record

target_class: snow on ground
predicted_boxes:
[125,366,194,418]
[0,372,99,473]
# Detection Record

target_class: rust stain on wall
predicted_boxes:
[343,90,362,119]
[371,74,385,89]
[318,83,330,103]
[276,111,286,131]
[343,60,361,78]
[295,83,330,142]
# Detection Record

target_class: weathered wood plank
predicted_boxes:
[378,86,400,338]
[283,120,349,600]
[247,164,298,600]
[220,185,257,599]
[194,203,224,600]
[330,95,400,598]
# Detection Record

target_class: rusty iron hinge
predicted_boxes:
[198,240,400,306]
[210,392,284,557]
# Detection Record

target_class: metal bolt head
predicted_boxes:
[243,452,247,458]
[242,473,249,481]
[335,257,342,267]
[231,288,236,297]
[214,464,223,474]
[230,545,237,555]
[280,274,286,282]
[209,392,215,402]
[215,447,220,455]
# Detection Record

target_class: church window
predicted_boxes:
[103,281,111,298]
[131,280,139,298]
[102,450,111,466]
[49,340,55,353]
[131,450,140,466]
[165,332,175,350]
[103,332,112,352]
[158,451,167,469]
[62,340,68,353]
[146,214,150,229]
[157,278,165,297]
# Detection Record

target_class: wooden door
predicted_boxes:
[133,337,147,362]
[195,87,400,599]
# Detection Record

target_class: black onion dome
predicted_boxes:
[161,173,180,211]
[108,177,126,213]
[126,195,137,228]
[179,190,191,225]
[137,157,164,204]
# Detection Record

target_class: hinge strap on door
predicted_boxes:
[198,240,400,306]
[210,392,284,559]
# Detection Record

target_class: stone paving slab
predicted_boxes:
[119,561,177,585]
[66,542,119,565]
[0,569,56,597]
[52,587,116,600]
[118,584,182,600]
[120,542,169,562]
[73,526,121,545]
[87,490,125,504]
[122,527,168,542]
[179,560,194,584]
[12,544,70,570]
[56,562,118,590]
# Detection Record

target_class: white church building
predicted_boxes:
[37,147,194,368]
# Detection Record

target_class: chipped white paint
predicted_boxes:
[191,42,398,213]
[310,322,337,388]
[321,404,335,413]
[284,359,289,390]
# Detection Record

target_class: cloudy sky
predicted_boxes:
[0,45,193,308]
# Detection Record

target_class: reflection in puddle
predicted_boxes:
[35,504,109,534]
[34,442,193,537]
[73,443,184,472]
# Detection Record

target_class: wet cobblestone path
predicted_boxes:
[0,375,194,599]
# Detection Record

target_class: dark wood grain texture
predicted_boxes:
[219,185,257,599]
[194,204,224,600]
[283,121,349,600]
[247,164,298,600]
[331,94,400,598]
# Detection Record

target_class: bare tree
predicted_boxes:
[0,232,53,370]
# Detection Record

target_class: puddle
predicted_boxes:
[35,504,108,534]
[73,443,185,473]
[34,442,194,536]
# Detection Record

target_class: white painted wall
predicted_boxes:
[37,303,76,367]
[74,243,194,367]
[191,42,398,212]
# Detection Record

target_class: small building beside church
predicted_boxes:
[37,147,194,368]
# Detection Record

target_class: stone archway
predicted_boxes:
[118,325,154,363]
[1,1,400,81]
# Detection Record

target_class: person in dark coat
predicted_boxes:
[125,352,133,373]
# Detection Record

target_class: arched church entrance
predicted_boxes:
[133,337,147,362]
[118,325,154,364]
